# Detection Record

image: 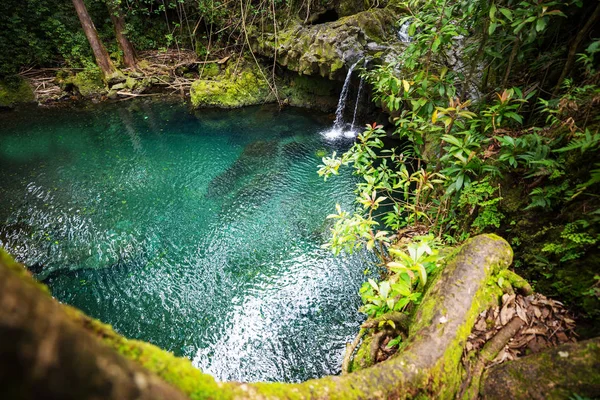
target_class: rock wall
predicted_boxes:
[250,7,400,81]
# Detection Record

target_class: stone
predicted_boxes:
[250,7,401,81]
[190,61,270,108]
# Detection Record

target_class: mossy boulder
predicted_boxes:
[199,63,220,78]
[481,338,600,399]
[250,7,400,80]
[301,0,366,21]
[190,62,270,108]
[69,68,107,98]
[0,77,35,108]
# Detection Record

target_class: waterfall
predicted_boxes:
[397,20,412,43]
[350,60,367,131]
[333,59,361,129]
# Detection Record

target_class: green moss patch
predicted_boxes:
[190,62,270,108]
[0,77,34,107]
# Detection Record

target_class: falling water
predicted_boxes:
[350,61,367,131]
[397,20,412,43]
[333,59,361,129]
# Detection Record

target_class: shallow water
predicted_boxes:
[0,100,370,382]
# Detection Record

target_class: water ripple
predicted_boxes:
[0,102,371,382]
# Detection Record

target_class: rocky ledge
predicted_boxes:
[250,7,401,81]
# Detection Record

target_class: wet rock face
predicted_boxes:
[250,8,399,81]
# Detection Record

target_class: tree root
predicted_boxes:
[341,328,366,374]
[498,269,533,296]
[459,315,526,400]
[342,312,410,374]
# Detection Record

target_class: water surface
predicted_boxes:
[0,100,369,382]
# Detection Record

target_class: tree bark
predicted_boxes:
[0,249,189,400]
[107,2,137,70]
[71,0,116,77]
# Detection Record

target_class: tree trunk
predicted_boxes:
[71,0,115,78]
[107,3,137,70]
[553,1,600,96]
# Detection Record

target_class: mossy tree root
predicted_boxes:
[458,316,526,400]
[342,311,410,374]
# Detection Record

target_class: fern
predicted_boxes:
[554,129,600,154]
[573,163,600,198]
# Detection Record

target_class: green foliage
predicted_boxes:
[542,220,599,263]
[457,179,504,234]
[320,0,600,322]
[359,236,443,318]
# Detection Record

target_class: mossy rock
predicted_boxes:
[0,77,35,108]
[279,73,340,110]
[481,338,600,399]
[69,68,107,98]
[250,7,400,80]
[199,63,220,78]
[190,63,270,108]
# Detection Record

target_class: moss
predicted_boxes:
[498,269,533,295]
[348,334,375,372]
[190,62,270,108]
[0,248,48,294]
[481,338,600,399]
[63,304,234,400]
[69,68,107,97]
[347,235,513,399]
[124,76,137,90]
[0,77,34,107]
[199,63,220,78]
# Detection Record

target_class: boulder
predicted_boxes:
[250,7,401,80]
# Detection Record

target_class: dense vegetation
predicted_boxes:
[317,0,600,337]
[0,0,312,78]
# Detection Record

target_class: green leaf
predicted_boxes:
[387,298,395,310]
[499,8,513,21]
[535,18,547,32]
[442,134,463,148]
[368,278,379,292]
[432,37,441,53]
[379,281,391,299]
[416,263,427,286]
[408,23,416,36]
[489,4,497,21]
[455,174,465,191]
